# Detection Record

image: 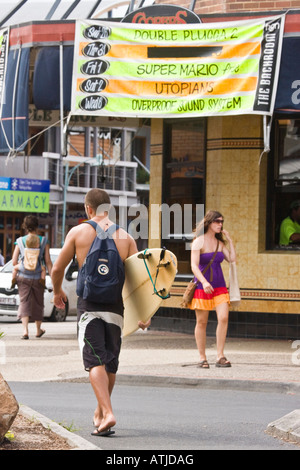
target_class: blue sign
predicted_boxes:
[0,177,50,192]
[0,177,11,190]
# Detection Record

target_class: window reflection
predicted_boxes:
[267,118,300,250]
[277,119,300,183]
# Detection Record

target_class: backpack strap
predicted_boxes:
[17,236,47,260]
[84,220,119,239]
[84,220,98,230]
[39,236,47,261]
[84,220,105,239]
[16,237,25,257]
[106,224,119,237]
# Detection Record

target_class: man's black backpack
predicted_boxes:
[76,221,125,304]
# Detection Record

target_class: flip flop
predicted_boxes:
[91,428,115,437]
[36,330,45,338]
[21,335,29,340]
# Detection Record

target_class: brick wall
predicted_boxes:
[155,0,299,14]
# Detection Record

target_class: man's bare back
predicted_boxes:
[51,214,137,309]
[69,218,137,268]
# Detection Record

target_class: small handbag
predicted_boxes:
[180,279,197,308]
[229,261,241,309]
[181,241,219,308]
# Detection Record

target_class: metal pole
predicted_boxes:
[125,0,135,15]
[59,41,66,245]
[133,155,150,175]
[0,0,29,27]
[87,0,103,19]
[61,0,81,19]
[61,161,69,246]
[189,0,197,11]
[45,0,62,20]
[129,0,135,12]
[54,205,59,247]
[59,42,65,157]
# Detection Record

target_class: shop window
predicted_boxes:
[0,213,23,261]
[133,136,149,184]
[162,118,206,274]
[267,117,300,250]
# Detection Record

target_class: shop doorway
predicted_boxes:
[162,118,206,274]
[0,213,23,262]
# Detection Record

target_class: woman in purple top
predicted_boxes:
[190,210,236,369]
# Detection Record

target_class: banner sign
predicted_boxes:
[0,27,9,107]
[0,177,50,213]
[71,15,285,118]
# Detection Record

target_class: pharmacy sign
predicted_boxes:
[0,177,50,213]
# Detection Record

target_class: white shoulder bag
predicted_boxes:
[229,261,241,309]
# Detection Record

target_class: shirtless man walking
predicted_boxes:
[51,188,148,436]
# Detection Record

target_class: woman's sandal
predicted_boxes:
[216,357,231,368]
[36,330,45,338]
[198,360,210,369]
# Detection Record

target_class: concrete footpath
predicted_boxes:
[1,319,299,448]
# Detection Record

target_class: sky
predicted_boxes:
[0,0,156,25]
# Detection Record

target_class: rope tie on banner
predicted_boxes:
[142,248,170,300]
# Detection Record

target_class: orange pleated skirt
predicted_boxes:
[189,286,230,311]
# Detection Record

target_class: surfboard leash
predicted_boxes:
[142,249,170,300]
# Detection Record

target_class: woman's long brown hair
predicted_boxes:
[194,210,226,243]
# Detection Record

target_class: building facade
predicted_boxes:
[145,1,300,339]
[0,1,299,338]
[0,19,150,251]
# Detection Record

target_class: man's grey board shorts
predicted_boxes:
[77,298,123,374]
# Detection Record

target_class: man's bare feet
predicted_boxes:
[93,407,103,428]
[92,414,116,436]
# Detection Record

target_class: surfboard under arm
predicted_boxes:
[122,248,177,337]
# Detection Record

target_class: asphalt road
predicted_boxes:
[9,381,300,451]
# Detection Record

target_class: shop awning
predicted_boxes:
[33,46,74,111]
[0,47,30,153]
